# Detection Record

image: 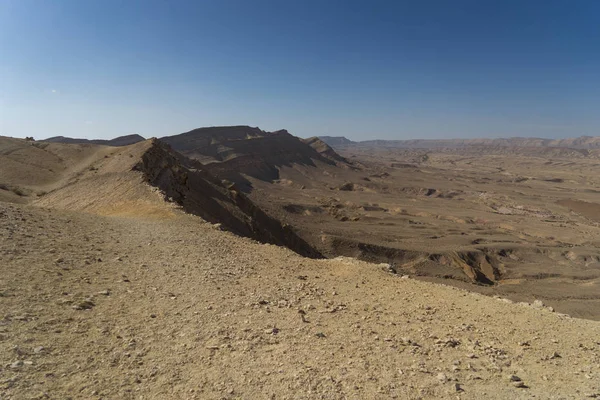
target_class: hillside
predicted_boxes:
[2,195,599,399]
[1,136,320,258]
[1,135,599,398]
[318,136,356,146]
[0,136,110,203]
[302,136,350,164]
[160,126,351,190]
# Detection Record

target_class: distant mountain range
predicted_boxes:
[42,131,600,151]
[43,126,350,191]
[43,134,145,147]
[318,135,600,150]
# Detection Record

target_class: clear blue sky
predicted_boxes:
[1,0,599,140]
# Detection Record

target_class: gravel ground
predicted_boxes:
[1,201,599,399]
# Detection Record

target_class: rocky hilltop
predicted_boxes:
[160,126,352,190]
[318,135,356,146]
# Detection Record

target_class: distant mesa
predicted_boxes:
[159,126,351,190]
[322,135,600,150]
[43,134,145,147]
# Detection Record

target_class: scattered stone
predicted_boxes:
[33,346,45,354]
[10,360,24,369]
[549,351,561,359]
[508,375,522,382]
[532,299,545,309]
[512,381,527,388]
[150,314,157,318]
[454,383,463,392]
[437,372,448,382]
[315,332,326,338]
[564,251,577,261]
[73,299,95,310]
[98,289,110,296]
[436,338,460,348]
[265,327,279,335]
[298,310,309,323]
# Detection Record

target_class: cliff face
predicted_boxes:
[135,140,323,258]
[302,136,349,164]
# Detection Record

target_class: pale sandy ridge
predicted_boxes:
[1,202,599,399]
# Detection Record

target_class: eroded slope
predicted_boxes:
[1,201,599,399]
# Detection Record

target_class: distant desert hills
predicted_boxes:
[42,127,350,188]
[320,135,600,149]
[160,126,344,166]
[42,130,600,151]
[0,134,322,258]
[44,134,146,147]
[44,126,345,168]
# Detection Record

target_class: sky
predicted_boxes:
[1,0,599,141]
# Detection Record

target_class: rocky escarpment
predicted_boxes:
[160,126,352,190]
[135,140,323,258]
[302,137,350,164]
[322,236,501,285]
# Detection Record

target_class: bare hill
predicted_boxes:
[43,134,145,146]
[0,136,320,258]
[160,126,352,190]
[318,135,356,146]
[0,136,110,203]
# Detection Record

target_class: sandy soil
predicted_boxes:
[244,145,600,320]
[1,202,599,399]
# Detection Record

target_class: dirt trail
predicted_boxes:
[1,202,599,399]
